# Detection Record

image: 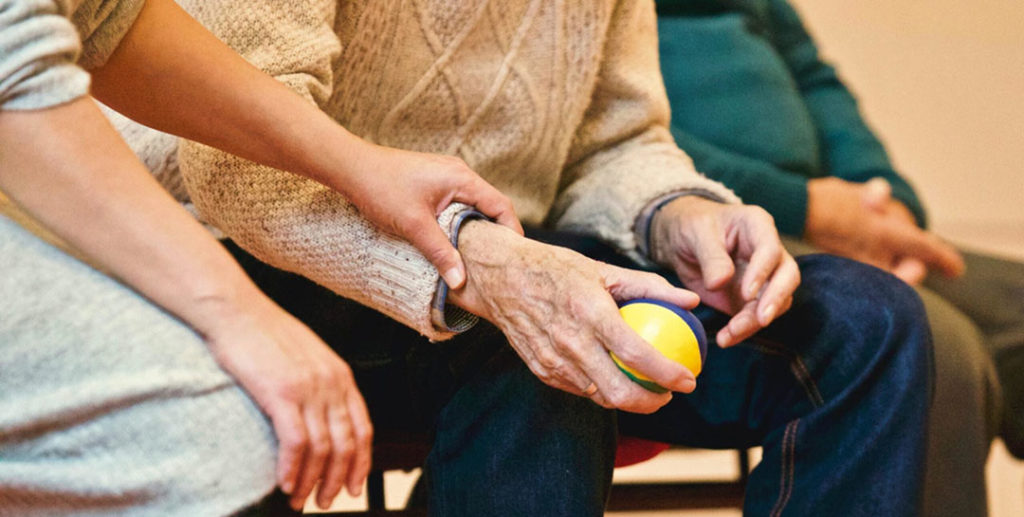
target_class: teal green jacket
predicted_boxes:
[656,0,926,236]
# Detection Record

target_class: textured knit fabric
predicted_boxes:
[655,0,927,235]
[0,0,144,110]
[0,214,278,517]
[166,0,740,341]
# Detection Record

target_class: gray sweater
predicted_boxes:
[0,2,279,515]
[0,0,144,110]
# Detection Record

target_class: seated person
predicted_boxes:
[0,0,518,514]
[114,0,936,514]
[656,0,1021,515]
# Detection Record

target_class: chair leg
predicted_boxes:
[737,448,751,486]
[367,471,386,510]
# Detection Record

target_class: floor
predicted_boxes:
[309,230,1024,516]
[306,443,1024,515]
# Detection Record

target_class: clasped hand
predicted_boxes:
[806,177,964,285]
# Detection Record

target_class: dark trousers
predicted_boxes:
[225,228,933,516]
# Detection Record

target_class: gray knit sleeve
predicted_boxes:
[0,0,90,110]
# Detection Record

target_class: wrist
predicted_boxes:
[804,178,837,241]
[446,219,525,316]
[649,196,715,264]
[178,270,276,340]
[290,118,368,197]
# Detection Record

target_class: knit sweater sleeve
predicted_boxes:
[549,0,739,263]
[0,0,89,110]
[175,0,472,341]
[0,0,145,111]
[767,0,927,228]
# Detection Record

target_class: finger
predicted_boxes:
[738,236,785,302]
[717,300,761,348]
[892,257,928,285]
[883,227,965,278]
[316,405,354,509]
[455,179,524,235]
[591,302,696,395]
[861,178,892,211]
[603,266,700,309]
[269,404,307,496]
[404,218,468,289]
[755,252,801,327]
[526,347,616,409]
[344,389,374,497]
[291,405,332,510]
[538,315,670,412]
[581,346,673,414]
[689,223,736,290]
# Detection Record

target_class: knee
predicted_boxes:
[795,255,933,389]
[920,288,1002,439]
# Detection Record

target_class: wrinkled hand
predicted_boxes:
[195,293,373,511]
[336,143,523,289]
[650,196,801,348]
[806,177,964,285]
[448,221,700,414]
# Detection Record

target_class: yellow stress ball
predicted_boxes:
[612,299,708,393]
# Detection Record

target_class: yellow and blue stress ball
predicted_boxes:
[613,298,708,393]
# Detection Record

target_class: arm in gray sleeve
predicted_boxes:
[0,0,89,110]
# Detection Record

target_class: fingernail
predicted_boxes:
[282,480,294,495]
[760,303,777,324]
[745,281,762,300]
[717,329,732,347]
[681,378,696,392]
[443,267,464,289]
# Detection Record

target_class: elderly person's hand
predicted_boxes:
[448,221,700,414]
[649,196,801,348]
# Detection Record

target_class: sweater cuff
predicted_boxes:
[73,0,146,70]
[429,207,487,336]
[0,0,91,110]
[0,62,90,110]
[634,189,733,260]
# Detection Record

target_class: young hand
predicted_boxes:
[195,293,373,511]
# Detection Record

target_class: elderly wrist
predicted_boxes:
[446,219,535,316]
[648,196,708,263]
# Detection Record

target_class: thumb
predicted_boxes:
[407,221,467,289]
[861,178,892,212]
[892,257,928,285]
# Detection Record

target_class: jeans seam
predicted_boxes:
[748,339,825,408]
[769,419,800,517]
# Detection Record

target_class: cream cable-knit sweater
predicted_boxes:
[159,0,740,341]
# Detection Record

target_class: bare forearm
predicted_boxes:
[89,0,363,195]
[0,97,262,334]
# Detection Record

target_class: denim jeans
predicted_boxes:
[224,228,933,516]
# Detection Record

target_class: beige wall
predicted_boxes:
[789,0,1024,258]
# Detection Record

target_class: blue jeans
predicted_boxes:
[225,230,933,516]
